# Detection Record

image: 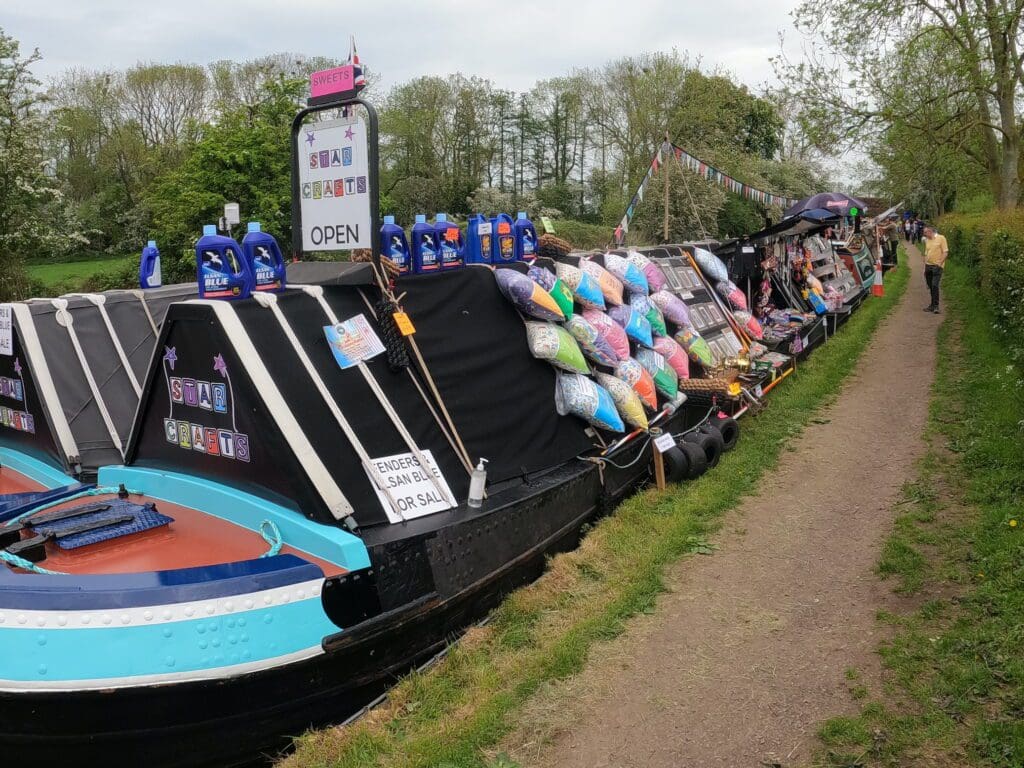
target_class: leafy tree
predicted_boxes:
[0,28,84,299]
[779,0,1024,208]
[145,75,305,282]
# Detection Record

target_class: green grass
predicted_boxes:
[27,256,132,289]
[282,266,911,768]
[811,259,1024,768]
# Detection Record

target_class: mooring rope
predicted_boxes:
[258,520,283,558]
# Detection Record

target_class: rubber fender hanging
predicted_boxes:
[677,439,708,479]
[697,423,726,461]
[682,430,721,470]
[712,413,740,451]
[660,444,690,483]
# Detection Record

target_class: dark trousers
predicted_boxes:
[924,264,943,308]
[886,241,899,263]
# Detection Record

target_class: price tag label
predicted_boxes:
[679,291,694,300]
[742,246,755,254]
[540,216,556,234]
[477,221,492,235]
[754,384,764,398]
[393,312,416,336]
[653,432,677,454]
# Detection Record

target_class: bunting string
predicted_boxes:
[613,141,798,243]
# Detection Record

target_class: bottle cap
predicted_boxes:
[415,214,426,224]
[436,213,447,223]
[147,240,156,248]
[203,224,217,236]
[383,215,395,225]
[517,211,527,219]
[247,222,261,233]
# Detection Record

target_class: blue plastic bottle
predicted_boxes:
[464,214,492,264]
[411,214,440,273]
[491,213,516,264]
[196,224,254,301]
[513,211,538,261]
[435,213,464,270]
[380,215,411,275]
[241,222,286,293]
[139,240,162,289]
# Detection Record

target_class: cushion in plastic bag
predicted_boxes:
[525,321,589,373]
[652,335,690,379]
[595,372,648,430]
[555,373,624,433]
[554,262,606,310]
[649,289,692,328]
[674,326,715,367]
[581,259,624,306]
[627,249,668,292]
[495,269,565,322]
[630,293,667,336]
[733,310,763,339]
[692,246,729,283]
[614,357,658,411]
[603,252,649,295]
[607,304,654,348]
[528,265,574,319]
[581,309,630,361]
[635,348,679,399]
[715,279,747,311]
[565,314,620,368]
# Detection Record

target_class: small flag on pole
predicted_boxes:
[347,35,366,89]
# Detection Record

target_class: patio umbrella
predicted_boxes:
[784,192,867,218]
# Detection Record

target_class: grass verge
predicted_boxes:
[284,265,910,768]
[812,260,1024,768]
[27,256,132,290]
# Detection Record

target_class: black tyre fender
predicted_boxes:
[682,430,721,469]
[677,439,708,478]
[711,413,740,451]
[660,444,690,483]
[697,423,726,461]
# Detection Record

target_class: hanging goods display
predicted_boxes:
[554,372,624,432]
[652,336,690,379]
[528,265,574,319]
[627,249,668,292]
[565,315,621,368]
[581,259,625,306]
[524,321,589,373]
[554,262,606,310]
[593,372,648,430]
[613,357,659,410]
[581,309,631,361]
[495,269,565,322]
[603,252,649,295]
[635,348,679,399]
[606,305,655,348]
[629,293,667,337]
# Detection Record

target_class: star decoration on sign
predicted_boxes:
[305,130,316,146]
[13,358,21,377]
[213,353,228,378]
[163,346,177,370]
[344,126,354,141]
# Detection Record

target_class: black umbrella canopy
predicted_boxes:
[784,192,867,218]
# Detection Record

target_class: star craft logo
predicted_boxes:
[161,347,250,462]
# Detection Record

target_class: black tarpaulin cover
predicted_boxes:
[398,265,593,484]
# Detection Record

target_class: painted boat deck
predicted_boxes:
[0,467,344,577]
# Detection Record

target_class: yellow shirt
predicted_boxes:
[924,234,948,267]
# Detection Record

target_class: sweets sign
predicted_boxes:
[297,117,372,251]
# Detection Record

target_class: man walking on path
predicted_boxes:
[922,226,948,313]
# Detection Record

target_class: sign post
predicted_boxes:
[290,65,380,268]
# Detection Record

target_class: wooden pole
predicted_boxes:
[663,132,670,244]
[651,428,667,491]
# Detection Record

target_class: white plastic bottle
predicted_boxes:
[467,458,489,508]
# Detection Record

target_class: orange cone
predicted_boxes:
[872,254,884,297]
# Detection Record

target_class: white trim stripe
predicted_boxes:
[185,300,355,520]
[9,303,80,465]
[0,578,325,630]
[0,644,324,691]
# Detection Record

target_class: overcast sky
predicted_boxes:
[3,0,799,93]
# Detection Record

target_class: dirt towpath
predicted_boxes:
[518,245,939,768]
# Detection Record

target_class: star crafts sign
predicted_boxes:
[298,117,372,251]
[161,346,251,462]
